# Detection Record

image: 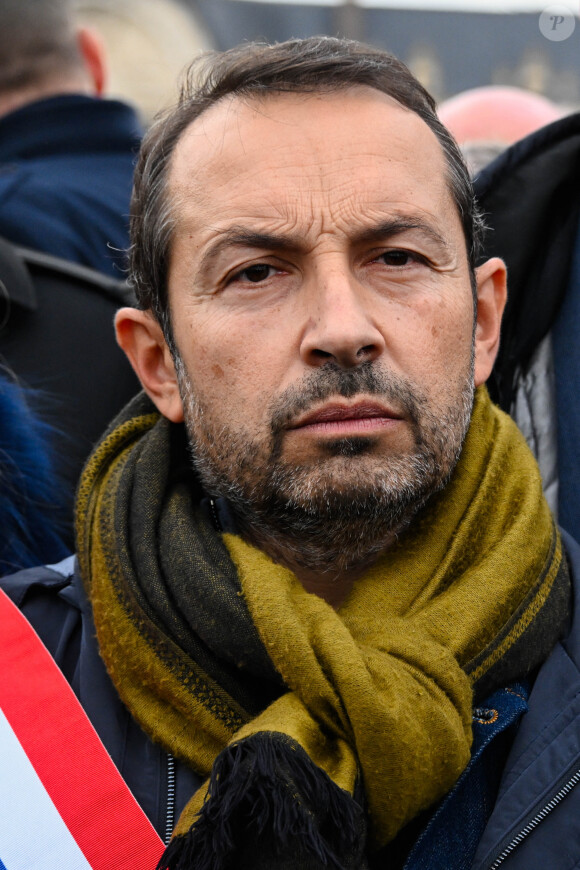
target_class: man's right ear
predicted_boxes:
[77,27,107,96]
[115,308,184,423]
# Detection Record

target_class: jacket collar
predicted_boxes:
[0,94,142,163]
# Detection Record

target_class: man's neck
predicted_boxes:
[285,561,363,608]
[236,521,393,608]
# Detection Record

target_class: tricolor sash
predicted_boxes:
[0,578,164,870]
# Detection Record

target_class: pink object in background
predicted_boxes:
[438,85,564,146]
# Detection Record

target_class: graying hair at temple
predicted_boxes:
[128,36,484,348]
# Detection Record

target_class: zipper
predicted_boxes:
[209,498,222,532]
[488,766,580,868]
[165,753,176,846]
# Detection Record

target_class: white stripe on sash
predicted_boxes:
[0,709,92,870]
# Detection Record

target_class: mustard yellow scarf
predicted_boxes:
[76,387,569,869]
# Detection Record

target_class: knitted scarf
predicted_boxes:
[76,387,570,870]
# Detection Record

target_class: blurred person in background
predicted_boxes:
[0,231,140,548]
[0,0,142,538]
[439,85,564,175]
[0,0,143,277]
[474,107,580,547]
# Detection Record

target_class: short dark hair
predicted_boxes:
[129,36,485,344]
[0,0,80,94]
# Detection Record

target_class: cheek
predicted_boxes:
[179,328,281,429]
[387,297,474,388]
[176,298,296,386]
[429,310,475,398]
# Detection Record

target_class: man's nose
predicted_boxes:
[299,267,386,368]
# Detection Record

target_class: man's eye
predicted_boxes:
[238,264,273,283]
[378,250,418,267]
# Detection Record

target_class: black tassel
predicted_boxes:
[156,733,366,870]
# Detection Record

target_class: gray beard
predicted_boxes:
[175,358,474,576]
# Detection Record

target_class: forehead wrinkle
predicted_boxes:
[171,87,449,203]
[169,89,465,263]
[170,151,459,264]
[178,105,438,201]
[193,209,456,283]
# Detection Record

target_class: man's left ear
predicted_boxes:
[473,257,507,387]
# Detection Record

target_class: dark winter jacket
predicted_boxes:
[2,531,580,868]
[0,94,142,278]
[0,238,140,544]
[474,112,580,541]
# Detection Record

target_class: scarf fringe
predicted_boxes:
[157,735,363,870]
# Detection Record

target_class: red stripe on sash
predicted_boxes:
[0,587,164,869]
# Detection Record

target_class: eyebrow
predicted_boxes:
[352,218,450,252]
[197,217,451,274]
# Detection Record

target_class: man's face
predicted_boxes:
[166,87,479,569]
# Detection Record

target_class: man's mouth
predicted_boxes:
[287,401,404,436]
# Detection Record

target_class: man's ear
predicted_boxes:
[77,26,106,96]
[115,308,184,423]
[473,257,507,387]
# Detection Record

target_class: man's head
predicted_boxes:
[0,0,105,116]
[117,38,506,587]
[128,37,488,342]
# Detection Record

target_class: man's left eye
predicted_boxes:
[239,264,273,283]
[378,250,418,267]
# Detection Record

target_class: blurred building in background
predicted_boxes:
[73,1,580,121]
[189,1,580,108]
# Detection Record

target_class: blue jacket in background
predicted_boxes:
[0,94,142,278]
[2,531,580,867]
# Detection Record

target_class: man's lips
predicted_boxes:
[287,401,404,434]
